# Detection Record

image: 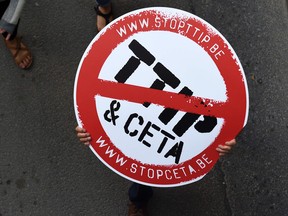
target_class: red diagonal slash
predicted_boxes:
[93,79,229,118]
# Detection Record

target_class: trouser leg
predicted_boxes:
[0,0,18,40]
[0,0,9,17]
[95,0,111,7]
[128,182,153,208]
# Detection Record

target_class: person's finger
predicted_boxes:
[77,132,90,138]
[216,145,232,155]
[80,137,91,142]
[218,144,232,151]
[216,147,228,153]
[84,141,91,146]
[225,139,236,146]
[75,126,86,133]
[81,140,91,146]
[216,148,229,157]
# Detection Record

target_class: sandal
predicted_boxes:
[4,36,33,69]
[94,4,113,32]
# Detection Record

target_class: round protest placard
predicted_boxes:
[74,7,249,187]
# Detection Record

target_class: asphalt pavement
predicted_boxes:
[0,0,287,215]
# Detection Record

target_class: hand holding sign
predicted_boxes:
[216,139,237,156]
[76,126,91,146]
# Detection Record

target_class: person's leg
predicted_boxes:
[128,182,153,215]
[94,0,113,31]
[1,0,32,69]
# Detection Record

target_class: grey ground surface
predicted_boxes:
[0,0,288,215]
